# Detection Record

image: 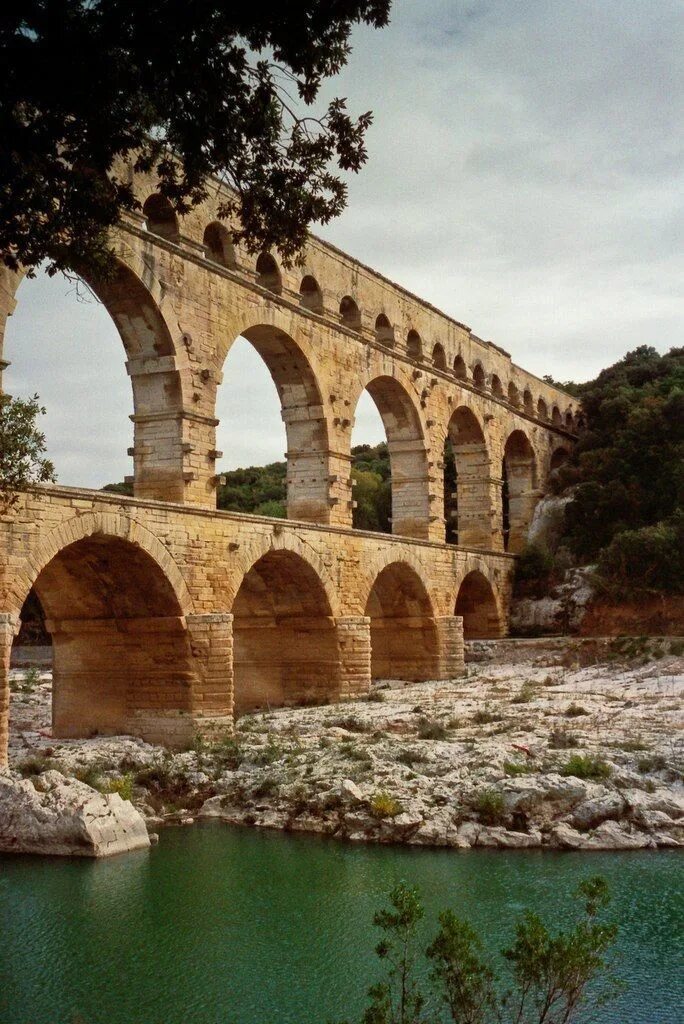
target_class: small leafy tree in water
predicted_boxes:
[346,877,618,1024]
[0,393,55,511]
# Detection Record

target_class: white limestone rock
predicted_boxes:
[0,770,150,858]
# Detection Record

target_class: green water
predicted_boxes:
[0,825,682,1024]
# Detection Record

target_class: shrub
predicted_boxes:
[560,755,612,780]
[252,735,285,766]
[548,728,579,749]
[74,763,106,790]
[105,774,134,801]
[416,717,448,741]
[370,791,402,819]
[515,542,555,583]
[597,516,684,596]
[472,789,506,825]
[253,775,279,797]
[472,709,498,725]
[396,748,429,768]
[367,689,385,703]
[511,682,536,704]
[331,714,369,734]
[16,754,60,777]
[565,702,590,717]
[637,754,667,774]
[503,759,533,777]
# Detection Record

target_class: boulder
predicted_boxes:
[340,778,365,803]
[571,791,625,829]
[498,774,592,818]
[0,770,150,858]
[476,826,542,849]
[585,821,654,850]
[548,822,590,849]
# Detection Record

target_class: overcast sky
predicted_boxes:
[6,0,683,488]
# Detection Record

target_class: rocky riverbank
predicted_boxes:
[5,637,684,853]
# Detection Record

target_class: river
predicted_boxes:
[1,825,682,1024]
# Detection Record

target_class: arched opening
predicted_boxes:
[256,253,282,294]
[537,397,548,421]
[472,363,486,390]
[340,295,361,330]
[508,381,521,407]
[352,377,430,539]
[445,407,492,548]
[565,409,574,429]
[13,535,195,747]
[551,405,563,427]
[142,193,180,243]
[503,430,537,553]
[523,388,534,415]
[455,571,502,640]
[299,275,323,313]
[203,221,236,268]
[550,447,569,472]
[432,342,447,369]
[232,551,339,714]
[217,325,329,523]
[491,374,504,399]
[4,259,181,497]
[453,354,468,380]
[365,562,439,681]
[407,329,422,361]
[375,313,395,346]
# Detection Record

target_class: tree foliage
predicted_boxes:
[344,878,619,1024]
[1,1,392,278]
[0,393,55,511]
[556,346,684,593]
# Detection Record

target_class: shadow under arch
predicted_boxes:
[445,406,493,548]
[365,561,439,681]
[503,429,538,553]
[231,549,339,714]
[455,569,503,639]
[353,375,430,539]
[220,323,331,523]
[19,532,197,746]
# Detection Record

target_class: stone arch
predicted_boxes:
[491,374,504,399]
[502,430,538,553]
[340,295,361,330]
[365,561,439,681]
[523,388,534,415]
[453,354,468,380]
[4,253,186,502]
[203,221,236,268]
[551,405,563,427]
[455,569,503,639]
[299,275,323,313]
[375,313,395,346]
[565,409,574,429]
[142,193,180,243]
[550,446,569,472]
[508,381,521,407]
[446,406,493,548]
[472,362,486,390]
[231,549,339,713]
[537,396,549,421]
[13,519,197,747]
[256,253,282,294]
[432,342,447,370]
[407,329,422,361]
[221,323,331,523]
[354,375,430,539]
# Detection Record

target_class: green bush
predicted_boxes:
[503,759,534,777]
[472,788,506,825]
[396,748,429,768]
[16,754,61,777]
[515,542,555,583]
[597,516,684,596]
[370,791,402,819]
[565,702,589,717]
[416,717,448,741]
[560,754,612,780]
[637,754,667,774]
[105,774,134,801]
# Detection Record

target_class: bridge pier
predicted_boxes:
[435,615,466,679]
[0,614,19,768]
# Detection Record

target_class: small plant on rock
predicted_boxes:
[472,709,498,726]
[370,791,402,819]
[472,789,506,825]
[416,717,448,741]
[396,748,429,768]
[548,727,579,749]
[105,774,134,801]
[637,754,667,774]
[565,703,590,718]
[560,754,612,780]
[503,759,533,777]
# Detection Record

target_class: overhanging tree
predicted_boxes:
[0,1,392,279]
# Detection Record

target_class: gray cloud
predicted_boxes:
[5,0,682,486]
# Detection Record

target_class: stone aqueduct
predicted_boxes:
[0,167,576,764]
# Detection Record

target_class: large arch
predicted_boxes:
[502,430,538,553]
[16,531,197,746]
[231,550,340,714]
[353,376,430,539]
[455,570,503,639]
[445,406,494,548]
[220,324,331,524]
[365,562,439,681]
[3,254,186,501]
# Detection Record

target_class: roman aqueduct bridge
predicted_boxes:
[0,167,576,763]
